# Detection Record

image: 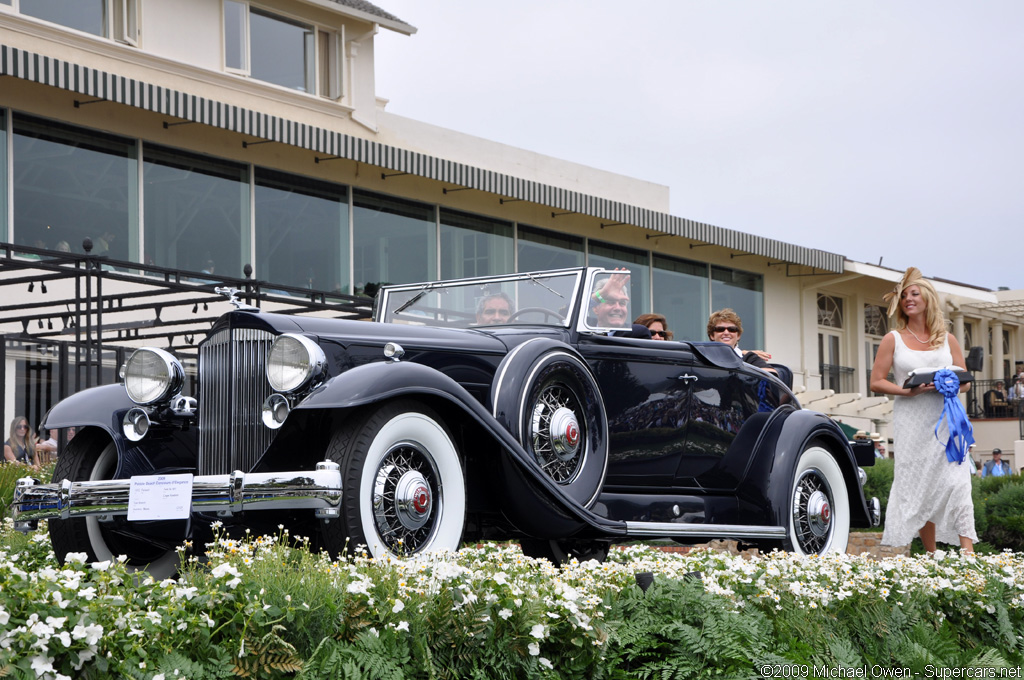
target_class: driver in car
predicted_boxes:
[475,292,514,325]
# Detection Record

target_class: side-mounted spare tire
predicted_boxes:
[492,340,609,508]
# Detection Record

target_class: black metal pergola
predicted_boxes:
[0,240,372,436]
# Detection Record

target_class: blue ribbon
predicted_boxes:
[932,368,974,464]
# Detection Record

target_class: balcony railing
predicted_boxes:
[821,363,855,394]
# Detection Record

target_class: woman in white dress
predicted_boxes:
[869,267,976,552]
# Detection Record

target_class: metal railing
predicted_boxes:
[820,363,855,394]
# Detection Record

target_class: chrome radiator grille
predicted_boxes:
[198,327,278,476]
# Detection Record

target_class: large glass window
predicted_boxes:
[588,241,649,317]
[143,145,248,278]
[440,209,513,279]
[224,1,339,97]
[353,190,435,297]
[517,225,584,272]
[13,114,137,258]
[255,169,349,293]
[15,0,137,42]
[18,0,105,35]
[711,266,764,350]
[653,255,708,342]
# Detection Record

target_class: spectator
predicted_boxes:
[1009,376,1024,402]
[980,449,1011,478]
[475,292,514,325]
[984,381,1009,417]
[870,432,886,459]
[4,416,39,467]
[36,426,57,465]
[706,309,775,372]
[634,313,672,340]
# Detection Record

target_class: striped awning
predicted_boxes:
[1,44,844,273]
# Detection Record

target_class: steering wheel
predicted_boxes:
[507,307,563,323]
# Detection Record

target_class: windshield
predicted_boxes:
[377,271,583,328]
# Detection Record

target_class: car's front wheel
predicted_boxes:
[47,435,184,578]
[322,400,466,559]
[784,443,850,555]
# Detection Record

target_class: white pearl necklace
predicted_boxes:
[905,327,927,344]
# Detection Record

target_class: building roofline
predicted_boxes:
[0,44,843,273]
[296,0,417,35]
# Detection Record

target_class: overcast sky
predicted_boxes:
[374,1,1021,292]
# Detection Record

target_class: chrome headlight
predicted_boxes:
[123,348,185,405]
[266,334,326,393]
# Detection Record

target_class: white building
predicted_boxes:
[1,0,1021,466]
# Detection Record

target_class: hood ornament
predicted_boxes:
[214,287,260,312]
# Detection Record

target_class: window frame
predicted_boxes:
[222,0,343,99]
[7,0,139,45]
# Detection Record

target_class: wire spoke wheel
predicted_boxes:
[371,442,442,556]
[529,381,585,484]
[785,444,850,556]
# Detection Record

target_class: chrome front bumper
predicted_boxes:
[12,461,343,533]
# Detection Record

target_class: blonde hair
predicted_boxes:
[8,416,37,459]
[883,267,946,348]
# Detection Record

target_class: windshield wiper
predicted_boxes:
[526,272,564,298]
[392,283,435,315]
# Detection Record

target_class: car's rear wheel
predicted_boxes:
[519,537,610,565]
[322,400,466,558]
[784,444,850,555]
[517,352,608,507]
[48,436,183,578]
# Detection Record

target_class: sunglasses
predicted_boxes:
[650,330,668,337]
[16,424,28,429]
[482,308,510,316]
[712,326,740,334]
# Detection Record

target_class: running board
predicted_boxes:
[624,521,787,540]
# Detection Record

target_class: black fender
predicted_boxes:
[739,408,873,532]
[293,359,625,538]
[490,337,609,508]
[41,384,198,478]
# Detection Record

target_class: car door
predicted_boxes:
[576,335,697,488]
[673,360,779,491]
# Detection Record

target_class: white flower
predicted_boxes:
[154,675,166,680]
[531,624,546,639]
[539,657,553,669]
[78,587,97,601]
[211,563,240,579]
[0,608,8,626]
[91,560,111,572]
[56,631,72,647]
[392,599,405,613]
[72,623,104,646]
[528,642,540,656]
[396,621,409,632]
[499,608,513,620]
[30,655,54,675]
[64,552,89,565]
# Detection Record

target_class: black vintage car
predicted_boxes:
[14,268,879,575]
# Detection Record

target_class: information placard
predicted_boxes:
[128,474,194,521]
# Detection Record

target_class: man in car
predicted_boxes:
[590,271,631,328]
[475,292,514,325]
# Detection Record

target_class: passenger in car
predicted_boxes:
[707,309,776,374]
[590,270,631,328]
[475,292,514,325]
[634,313,673,340]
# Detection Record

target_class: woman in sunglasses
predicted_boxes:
[707,309,775,372]
[633,313,673,340]
[4,415,39,467]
